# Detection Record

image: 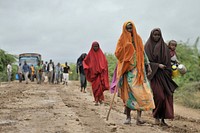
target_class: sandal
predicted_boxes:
[154,118,160,125]
[99,100,103,104]
[136,120,145,125]
[94,102,98,106]
[160,121,169,127]
[124,117,131,124]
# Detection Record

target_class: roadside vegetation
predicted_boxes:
[0,49,17,82]
[173,37,200,109]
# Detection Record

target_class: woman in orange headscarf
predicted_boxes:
[83,41,109,105]
[115,21,155,125]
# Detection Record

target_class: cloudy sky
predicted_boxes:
[0,0,200,63]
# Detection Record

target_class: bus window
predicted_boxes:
[19,53,41,67]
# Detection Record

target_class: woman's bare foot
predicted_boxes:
[154,118,160,125]
[160,119,169,127]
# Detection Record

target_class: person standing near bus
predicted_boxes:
[30,65,35,82]
[23,61,30,84]
[41,60,46,82]
[47,59,54,84]
[17,63,23,83]
[35,61,43,84]
[7,63,12,83]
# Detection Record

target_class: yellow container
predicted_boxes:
[172,69,180,78]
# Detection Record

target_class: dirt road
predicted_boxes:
[0,81,199,133]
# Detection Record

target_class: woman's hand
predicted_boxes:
[158,64,166,69]
[147,64,152,76]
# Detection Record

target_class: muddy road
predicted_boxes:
[0,81,199,133]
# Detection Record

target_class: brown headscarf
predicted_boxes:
[115,21,144,85]
[145,28,171,80]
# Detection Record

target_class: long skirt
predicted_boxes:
[92,76,104,102]
[150,75,174,119]
[119,69,155,111]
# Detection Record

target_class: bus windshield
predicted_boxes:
[19,53,41,67]
[19,57,38,66]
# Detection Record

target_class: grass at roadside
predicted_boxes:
[174,82,200,109]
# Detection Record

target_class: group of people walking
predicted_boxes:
[77,20,178,126]
[16,59,70,85]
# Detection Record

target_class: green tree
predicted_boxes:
[0,49,17,81]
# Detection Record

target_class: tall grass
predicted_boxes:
[174,82,200,109]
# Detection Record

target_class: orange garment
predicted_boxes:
[115,21,145,102]
[115,20,144,85]
[30,66,35,75]
[114,21,155,111]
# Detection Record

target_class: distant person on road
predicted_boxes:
[83,41,109,106]
[17,63,23,83]
[35,61,43,84]
[44,61,48,73]
[63,62,70,86]
[41,60,46,82]
[7,63,12,83]
[60,66,63,83]
[30,65,35,82]
[76,53,87,93]
[47,59,54,84]
[55,62,62,84]
[22,61,30,84]
[145,28,178,126]
[115,21,155,125]
[52,62,55,84]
